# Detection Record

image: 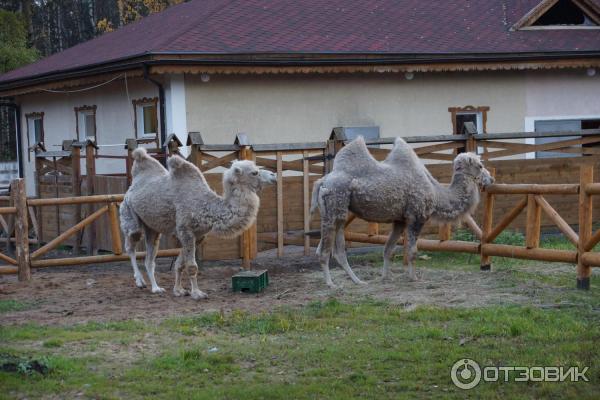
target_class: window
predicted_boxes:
[132,98,158,138]
[449,106,489,135]
[26,112,44,147]
[534,118,600,158]
[512,0,600,30]
[75,105,97,142]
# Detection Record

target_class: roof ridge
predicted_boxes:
[151,0,239,53]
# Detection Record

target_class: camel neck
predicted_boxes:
[431,173,479,222]
[211,184,260,238]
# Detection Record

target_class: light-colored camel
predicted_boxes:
[120,148,276,299]
[311,136,494,287]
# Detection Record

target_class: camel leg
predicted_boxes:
[172,253,188,297]
[333,224,366,285]
[188,235,207,300]
[405,219,425,281]
[382,221,405,281]
[317,227,336,288]
[178,231,207,300]
[143,227,165,294]
[125,233,146,288]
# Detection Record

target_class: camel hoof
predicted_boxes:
[135,276,147,288]
[173,288,189,297]
[151,286,166,294]
[191,290,208,300]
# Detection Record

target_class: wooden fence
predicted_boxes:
[0,127,599,289]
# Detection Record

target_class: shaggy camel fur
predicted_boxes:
[311,136,494,287]
[120,148,276,299]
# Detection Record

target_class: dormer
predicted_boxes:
[512,0,600,30]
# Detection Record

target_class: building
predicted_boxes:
[0,0,599,194]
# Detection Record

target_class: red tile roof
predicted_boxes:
[1,0,600,85]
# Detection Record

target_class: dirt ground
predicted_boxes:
[0,247,562,325]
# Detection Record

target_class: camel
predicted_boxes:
[311,136,494,287]
[119,148,276,299]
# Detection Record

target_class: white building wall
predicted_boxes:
[18,77,159,194]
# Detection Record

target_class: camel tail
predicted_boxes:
[131,147,148,162]
[310,178,324,216]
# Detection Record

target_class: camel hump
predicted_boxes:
[332,136,377,171]
[167,155,207,183]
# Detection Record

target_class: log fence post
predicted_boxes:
[70,141,82,255]
[577,164,594,289]
[85,140,98,255]
[237,134,257,268]
[12,179,30,281]
[525,194,541,249]
[125,138,137,187]
[480,168,496,271]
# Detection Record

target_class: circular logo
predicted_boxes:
[451,358,481,390]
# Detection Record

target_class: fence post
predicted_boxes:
[236,134,257,268]
[187,132,204,170]
[69,141,83,255]
[480,168,496,271]
[525,194,541,249]
[12,179,30,281]
[577,164,594,290]
[85,140,98,255]
[125,139,137,187]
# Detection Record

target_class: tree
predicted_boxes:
[0,9,37,73]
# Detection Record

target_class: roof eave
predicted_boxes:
[2,51,600,95]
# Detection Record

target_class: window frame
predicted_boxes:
[25,111,45,148]
[132,97,159,140]
[449,106,489,135]
[74,105,97,143]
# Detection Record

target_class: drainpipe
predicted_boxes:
[0,100,24,179]
[142,64,166,149]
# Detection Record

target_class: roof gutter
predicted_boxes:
[142,64,166,152]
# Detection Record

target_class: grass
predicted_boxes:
[0,300,32,313]
[0,233,598,399]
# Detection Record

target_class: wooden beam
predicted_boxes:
[30,248,182,268]
[30,206,108,260]
[487,196,528,243]
[200,152,237,172]
[303,150,310,256]
[534,195,579,246]
[485,184,579,195]
[108,202,123,255]
[577,164,594,289]
[27,194,124,206]
[276,151,284,257]
[482,244,576,263]
[525,194,541,249]
[85,142,97,255]
[11,179,30,281]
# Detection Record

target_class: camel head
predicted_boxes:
[453,153,494,189]
[225,160,276,192]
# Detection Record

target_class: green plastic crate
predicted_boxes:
[232,270,269,293]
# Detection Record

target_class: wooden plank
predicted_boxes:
[482,136,600,160]
[276,151,284,256]
[31,248,182,268]
[534,195,579,246]
[525,194,541,249]
[12,179,30,281]
[303,150,310,255]
[31,206,108,260]
[474,129,600,141]
[200,152,237,172]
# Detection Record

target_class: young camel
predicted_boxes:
[120,148,276,299]
[311,136,494,287]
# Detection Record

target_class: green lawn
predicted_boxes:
[0,233,599,399]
